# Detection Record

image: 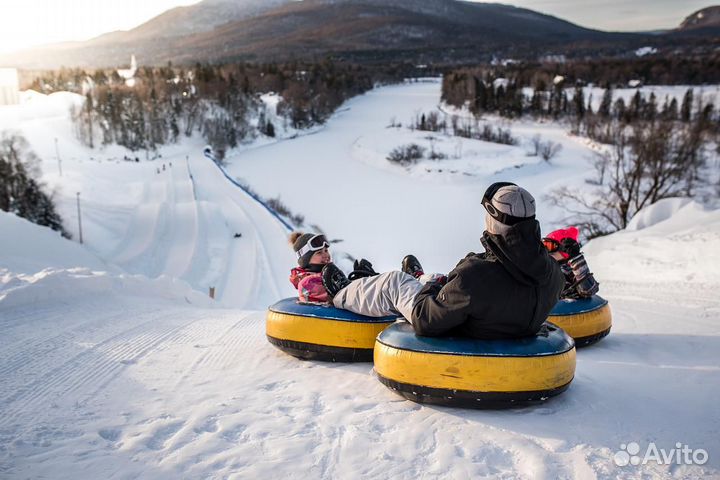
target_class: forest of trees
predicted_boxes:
[31,61,421,160]
[441,65,718,237]
[456,56,720,89]
[0,132,68,237]
[22,56,720,239]
[442,69,717,127]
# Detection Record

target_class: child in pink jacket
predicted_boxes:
[289,232,332,303]
[289,231,444,305]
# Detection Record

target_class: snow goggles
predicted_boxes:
[542,238,561,253]
[482,181,532,226]
[296,234,329,259]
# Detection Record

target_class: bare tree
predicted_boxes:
[540,141,563,162]
[548,119,706,237]
[528,134,542,157]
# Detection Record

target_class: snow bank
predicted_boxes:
[0,212,212,308]
[0,268,212,309]
[0,211,107,274]
[625,197,693,231]
[585,199,720,285]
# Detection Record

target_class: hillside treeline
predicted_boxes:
[30,61,414,158]
[456,56,720,88]
[0,132,68,237]
[442,56,720,122]
[442,70,716,124]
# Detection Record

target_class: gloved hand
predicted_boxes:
[559,238,581,259]
[576,273,600,298]
[348,258,379,281]
[567,254,600,298]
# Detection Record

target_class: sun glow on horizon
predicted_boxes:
[0,0,201,54]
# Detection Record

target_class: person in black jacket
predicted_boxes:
[323,182,565,339]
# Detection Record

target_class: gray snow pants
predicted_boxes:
[332,271,423,322]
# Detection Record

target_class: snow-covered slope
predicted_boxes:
[587,198,720,285]
[0,90,295,309]
[1,81,719,479]
[1,199,718,479]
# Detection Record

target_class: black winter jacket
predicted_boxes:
[410,219,564,339]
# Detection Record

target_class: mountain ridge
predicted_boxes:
[0,0,713,69]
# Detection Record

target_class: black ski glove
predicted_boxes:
[567,254,600,298]
[560,238,581,259]
[348,258,379,281]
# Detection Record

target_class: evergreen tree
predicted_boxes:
[530,89,544,116]
[614,98,627,122]
[644,92,658,122]
[0,132,69,237]
[573,86,585,120]
[666,98,679,121]
[681,88,694,122]
[472,77,487,115]
[599,87,613,118]
[630,91,643,121]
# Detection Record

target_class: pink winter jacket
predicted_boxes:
[289,267,329,304]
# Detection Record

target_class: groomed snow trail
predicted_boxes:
[101,154,293,308]
[0,282,718,479]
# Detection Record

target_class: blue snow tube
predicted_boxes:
[266,298,397,362]
[548,295,612,347]
[374,322,576,408]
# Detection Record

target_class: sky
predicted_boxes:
[477,0,716,32]
[0,0,715,54]
[0,0,202,53]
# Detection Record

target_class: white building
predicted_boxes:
[117,55,138,87]
[0,68,20,105]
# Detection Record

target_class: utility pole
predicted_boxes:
[76,192,83,244]
[55,137,62,176]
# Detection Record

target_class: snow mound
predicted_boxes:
[17,90,83,119]
[626,197,693,231]
[0,268,212,308]
[585,199,720,285]
[0,211,108,275]
[0,212,212,308]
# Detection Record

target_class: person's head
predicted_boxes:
[289,232,331,268]
[542,226,579,261]
[481,182,536,236]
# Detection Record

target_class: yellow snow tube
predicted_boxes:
[266,298,396,362]
[547,295,612,347]
[374,322,576,408]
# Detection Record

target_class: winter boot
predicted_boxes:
[402,255,424,279]
[322,263,351,298]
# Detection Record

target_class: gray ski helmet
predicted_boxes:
[482,182,536,234]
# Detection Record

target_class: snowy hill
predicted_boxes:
[1,81,719,478]
[0,0,640,68]
[680,6,720,30]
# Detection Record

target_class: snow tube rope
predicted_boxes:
[547,295,612,347]
[266,298,397,362]
[374,322,576,408]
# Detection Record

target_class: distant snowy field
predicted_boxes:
[1,80,719,479]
